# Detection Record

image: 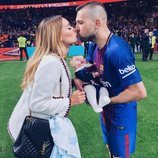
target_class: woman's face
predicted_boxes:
[61,18,77,46]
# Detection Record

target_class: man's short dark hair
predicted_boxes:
[76,1,105,12]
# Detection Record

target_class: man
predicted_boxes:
[129,33,136,53]
[141,29,150,61]
[148,31,156,60]
[17,33,29,61]
[75,2,147,158]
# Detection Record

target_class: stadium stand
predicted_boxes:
[0,0,157,60]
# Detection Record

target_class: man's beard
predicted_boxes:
[78,34,95,42]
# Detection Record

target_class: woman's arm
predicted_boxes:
[30,56,70,116]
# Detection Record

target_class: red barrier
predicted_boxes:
[0,0,126,10]
[0,47,20,61]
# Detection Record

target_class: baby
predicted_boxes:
[71,56,111,112]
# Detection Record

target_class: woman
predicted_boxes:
[8,15,86,158]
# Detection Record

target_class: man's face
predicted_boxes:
[149,32,153,37]
[75,9,96,42]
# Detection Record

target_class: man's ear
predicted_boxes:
[96,19,101,29]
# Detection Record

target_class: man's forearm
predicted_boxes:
[110,82,147,104]
[110,89,138,104]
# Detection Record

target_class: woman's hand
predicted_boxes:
[71,90,86,106]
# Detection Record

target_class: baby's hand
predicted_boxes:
[70,56,86,70]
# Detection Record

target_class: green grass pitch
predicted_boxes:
[0,53,158,158]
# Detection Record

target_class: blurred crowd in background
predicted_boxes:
[0,0,158,54]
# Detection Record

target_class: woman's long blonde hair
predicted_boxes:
[21,15,67,90]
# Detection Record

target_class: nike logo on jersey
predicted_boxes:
[119,65,136,79]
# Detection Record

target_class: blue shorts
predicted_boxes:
[100,102,137,158]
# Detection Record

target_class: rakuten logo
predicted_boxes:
[119,65,135,75]
[101,80,112,88]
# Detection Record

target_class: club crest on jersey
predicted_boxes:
[99,64,104,72]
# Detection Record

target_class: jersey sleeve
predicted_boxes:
[111,41,142,88]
